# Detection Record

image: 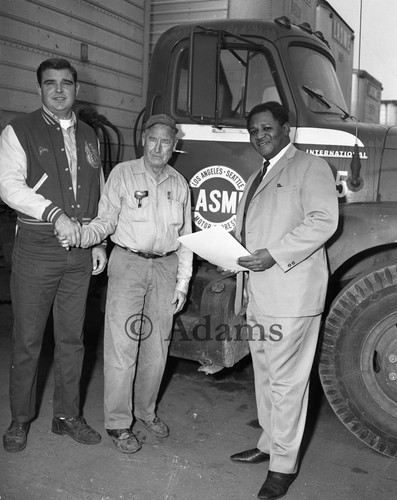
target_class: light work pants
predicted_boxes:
[104,245,177,430]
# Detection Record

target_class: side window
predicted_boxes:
[218,49,281,119]
[174,47,281,121]
[175,50,189,116]
[245,52,281,112]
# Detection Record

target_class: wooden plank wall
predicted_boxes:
[0,0,147,164]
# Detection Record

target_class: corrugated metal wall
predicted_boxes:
[228,0,316,25]
[0,0,147,162]
[150,0,228,50]
[0,0,352,162]
[149,0,317,51]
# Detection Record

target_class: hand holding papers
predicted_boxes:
[178,226,250,272]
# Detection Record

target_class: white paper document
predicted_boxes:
[178,226,250,272]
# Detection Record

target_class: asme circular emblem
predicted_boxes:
[190,166,245,232]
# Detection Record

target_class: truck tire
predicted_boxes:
[319,263,397,457]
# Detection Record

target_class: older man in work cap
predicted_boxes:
[59,114,193,454]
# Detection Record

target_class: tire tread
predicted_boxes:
[320,264,397,458]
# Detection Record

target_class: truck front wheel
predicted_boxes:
[319,264,397,457]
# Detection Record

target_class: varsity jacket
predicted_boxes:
[1,108,101,231]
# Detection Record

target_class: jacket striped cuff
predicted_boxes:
[42,204,64,224]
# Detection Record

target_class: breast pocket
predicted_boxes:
[169,199,184,225]
[128,197,150,222]
[275,185,298,195]
[275,185,299,218]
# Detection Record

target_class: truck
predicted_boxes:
[135,17,397,458]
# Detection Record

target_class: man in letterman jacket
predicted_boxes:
[0,58,106,453]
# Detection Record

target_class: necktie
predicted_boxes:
[241,160,269,247]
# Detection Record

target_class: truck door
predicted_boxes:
[168,29,289,233]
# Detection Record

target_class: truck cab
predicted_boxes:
[138,17,397,457]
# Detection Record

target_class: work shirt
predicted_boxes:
[59,115,78,195]
[81,157,193,294]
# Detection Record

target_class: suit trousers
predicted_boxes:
[9,228,92,423]
[246,290,321,474]
[103,245,178,430]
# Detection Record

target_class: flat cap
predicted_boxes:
[144,114,178,133]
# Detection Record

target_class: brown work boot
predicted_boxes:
[3,421,30,452]
[106,428,141,454]
[137,416,169,438]
[52,416,101,444]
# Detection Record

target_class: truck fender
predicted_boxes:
[327,202,397,278]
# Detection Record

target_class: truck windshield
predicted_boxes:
[289,46,348,114]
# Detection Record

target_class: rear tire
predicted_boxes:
[320,264,397,457]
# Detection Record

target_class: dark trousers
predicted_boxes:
[9,228,92,423]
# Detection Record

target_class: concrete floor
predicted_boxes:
[0,275,397,500]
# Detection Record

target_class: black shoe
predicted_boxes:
[106,428,141,454]
[230,448,270,464]
[52,416,101,445]
[257,471,297,499]
[3,421,30,452]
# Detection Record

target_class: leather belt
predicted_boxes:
[117,245,175,259]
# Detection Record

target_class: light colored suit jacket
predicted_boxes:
[234,144,338,317]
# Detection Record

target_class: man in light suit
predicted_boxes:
[230,102,338,500]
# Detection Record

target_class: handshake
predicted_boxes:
[54,213,89,249]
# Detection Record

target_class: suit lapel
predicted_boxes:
[236,145,297,236]
[253,145,297,198]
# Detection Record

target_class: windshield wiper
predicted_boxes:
[301,85,331,108]
[301,85,351,120]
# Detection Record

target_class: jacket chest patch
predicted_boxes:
[85,141,99,169]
